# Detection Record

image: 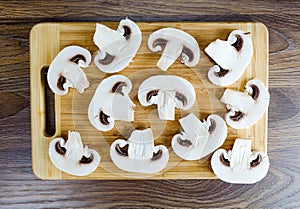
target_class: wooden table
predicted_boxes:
[1,1,299,208]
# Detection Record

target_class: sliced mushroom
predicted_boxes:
[205,30,253,86]
[48,131,101,176]
[148,28,200,71]
[171,113,227,160]
[47,46,91,95]
[93,18,142,73]
[88,75,135,131]
[211,139,269,184]
[220,79,270,129]
[138,75,196,120]
[110,128,169,174]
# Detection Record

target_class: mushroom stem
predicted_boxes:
[64,131,85,162]
[62,64,89,94]
[127,129,155,160]
[157,42,184,71]
[221,89,254,113]
[156,91,177,120]
[230,139,252,169]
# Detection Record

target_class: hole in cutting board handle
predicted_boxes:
[41,66,56,136]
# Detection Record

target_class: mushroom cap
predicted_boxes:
[47,46,91,95]
[88,75,135,132]
[138,75,196,109]
[172,113,227,160]
[205,30,253,86]
[110,128,169,174]
[148,28,200,71]
[93,18,142,73]
[220,78,270,129]
[48,131,101,176]
[211,139,269,184]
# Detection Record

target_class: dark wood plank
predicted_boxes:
[0,0,299,208]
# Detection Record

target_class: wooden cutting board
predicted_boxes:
[30,22,268,180]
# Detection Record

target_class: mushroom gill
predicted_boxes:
[99,111,110,125]
[231,34,244,51]
[98,53,115,65]
[70,54,86,64]
[112,81,127,95]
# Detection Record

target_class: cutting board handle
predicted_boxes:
[41,66,56,137]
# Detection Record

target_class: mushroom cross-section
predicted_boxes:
[88,75,135,132]
[138,75,196,120]
[172,113,227,160]
[220,78,270,129]
[110,128,169,174]
[205,30,253,86]
[47,46,91,95]
[211,139,269,184]
[48,131,101,176]
[148,28,200,71]
[93,18,142,73]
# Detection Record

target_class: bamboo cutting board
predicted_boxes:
[30,22,268,180]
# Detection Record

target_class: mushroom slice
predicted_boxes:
[110,128,169,174]
[49,131,101,176]
[205,30,253,86]
[148,28,200,71]
[93,18,142,73]
[211,139,269,184]
[138,75,196,120]
[47,46,91,95]
[88,75,135,131]
[220,79,270,129]
[172,113,227,160]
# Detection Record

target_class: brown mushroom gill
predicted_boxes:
[177,136,192,147]
[250,84,260,100]
[122,25,131,40]
[220,153,230,167]
[57,75,66,91]
[99,111,110,125]
[181,46,194,62]
[115,144,129,157]
[152,38,168,50]
[214,66,230,77]
[250,154,262,168]
[112,81,127,95]
[146,89,159,102]
[175,92,187,106]
[231,34,244,52]
[208,118,216,134]
[55,141,66,155]
[69,54,86,64]
[79,154,94,164]
[230,111,244,122]
[151,149,163,161]
[98,53,115,65]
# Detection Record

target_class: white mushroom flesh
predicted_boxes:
[172,113,227,160]
[148,28,200,71]
[47,46,91,95]
[220,78,270,129]
[205,30,253,86]
[110,128,169,174]
[48,131,101,176]
[138,75,196,120]
[127,128,155,159]
[93,18,142,73]
[211,139,269,184]
[88,75,135,132]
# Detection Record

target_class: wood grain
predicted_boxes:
[0,0,299,208]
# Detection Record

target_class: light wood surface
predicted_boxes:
[30,22,268,180]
